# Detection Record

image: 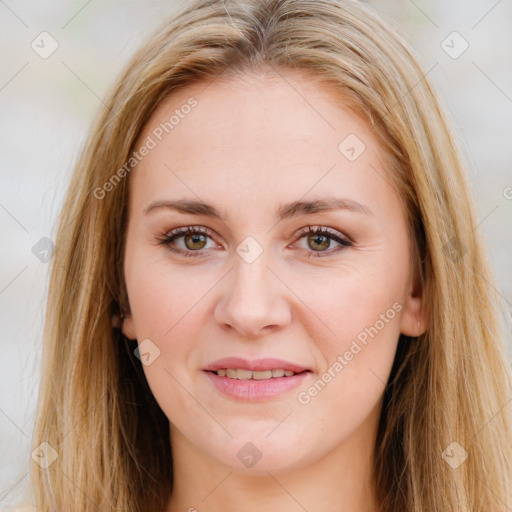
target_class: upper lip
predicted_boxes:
[204,357,311,373]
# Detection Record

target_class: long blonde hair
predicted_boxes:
[30,0,512,510]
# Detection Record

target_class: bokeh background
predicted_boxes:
[1,0,511,508]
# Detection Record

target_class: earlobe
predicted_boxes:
[399,303,427,337]
[399,280,427,337]
[121,314,137,340]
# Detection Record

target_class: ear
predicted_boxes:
[399,273,427,337]
[119,279,137,340]
[121,313,138,340]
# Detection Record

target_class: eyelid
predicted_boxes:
[163,225,214,238]
[293,225,353,244]
[156,225,220,250]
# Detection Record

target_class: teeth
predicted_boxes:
[253,370,273,380]
[214,368,299,379]
[231,368,254,379]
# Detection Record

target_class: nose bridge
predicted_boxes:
[232,248,270,301]
[214,242,291,335]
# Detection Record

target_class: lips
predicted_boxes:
[202,357,313,401]
[203,356,311,374]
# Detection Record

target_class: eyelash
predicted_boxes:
[156,225,353,259]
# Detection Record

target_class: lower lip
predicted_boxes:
[204,370,311,402]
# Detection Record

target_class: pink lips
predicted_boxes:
[203,356,310,373]
[203,357,312,402]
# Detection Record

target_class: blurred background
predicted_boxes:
[1,0,511,508]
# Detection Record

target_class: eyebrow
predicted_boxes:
[143,196,373,220]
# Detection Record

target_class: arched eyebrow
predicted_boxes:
[143,197,373,220]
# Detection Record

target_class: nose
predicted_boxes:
[213,251,292,337]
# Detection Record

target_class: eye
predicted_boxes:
[294,225,353,257]
[156,226,218,258]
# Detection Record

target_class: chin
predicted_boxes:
[211,436,310,475]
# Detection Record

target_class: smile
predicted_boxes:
[212,368,299,379]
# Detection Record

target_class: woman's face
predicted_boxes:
[122,70,425,474]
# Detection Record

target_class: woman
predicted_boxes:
[28,0,512,510]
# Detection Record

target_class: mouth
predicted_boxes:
[206,368,309,380]
[203,367,312,402]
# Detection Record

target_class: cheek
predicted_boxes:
[291,272,402,448]
[293,257,405,353]
[124,258,212,416]
[287,253,405,419]
[125,249,212,338]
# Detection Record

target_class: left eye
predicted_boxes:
[293,225,353,257]
[157,226,217,257]
[157,225,352,258]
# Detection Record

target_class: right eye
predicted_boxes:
[157,226,219,258]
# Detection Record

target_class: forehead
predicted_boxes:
[130,70,396,217]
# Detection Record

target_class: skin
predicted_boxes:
[122,69,426,512]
